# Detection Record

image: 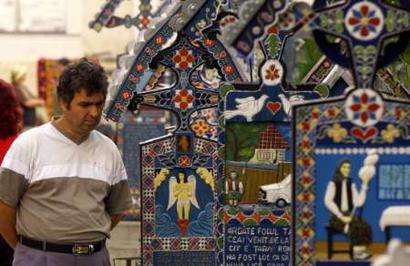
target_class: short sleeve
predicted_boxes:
[0,139,30,208]
[105,148,132,215]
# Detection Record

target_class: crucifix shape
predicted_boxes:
[133,33,219,132]
[312,0,410,88]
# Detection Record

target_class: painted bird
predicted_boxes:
[225,94,269,122]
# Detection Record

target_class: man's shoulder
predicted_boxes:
[91,130,117,150]
[14,123,50,145]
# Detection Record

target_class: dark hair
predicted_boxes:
[0,79,22,138]
[177,171,188,183]
[57,58,108,107]
[332,159,351,182]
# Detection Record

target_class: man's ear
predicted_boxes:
[59,98,69,111]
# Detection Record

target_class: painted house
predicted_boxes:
[249,124,289,164]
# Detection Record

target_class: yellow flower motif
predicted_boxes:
[381,124,400,143]
[327,123,347,143]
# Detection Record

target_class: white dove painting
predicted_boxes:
[278,93,305,117]
[225,94,269,121]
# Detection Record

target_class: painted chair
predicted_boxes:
[326,226,353,260]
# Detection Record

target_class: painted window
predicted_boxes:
[379,164,410,200]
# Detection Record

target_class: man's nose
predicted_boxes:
[89,105,100,117]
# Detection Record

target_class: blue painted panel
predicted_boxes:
[315,153,410,242]
[224,219,291,265]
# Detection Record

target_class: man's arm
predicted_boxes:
[0,200,17,249]
[110,214,123,230]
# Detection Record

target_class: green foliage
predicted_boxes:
[220,84,235,97]
[266,34,280,58]
[225,123,269,161]
[388,42,410,91]
[292,38,323,84]
[314,84,330,98]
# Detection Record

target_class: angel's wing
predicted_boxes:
[188,175,200,209]
[167,176,177,210]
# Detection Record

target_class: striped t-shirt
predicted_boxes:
[0,122,132,243]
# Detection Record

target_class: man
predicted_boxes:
[324,159,372,260]
[225,171,244,207]
[0,58,132,266]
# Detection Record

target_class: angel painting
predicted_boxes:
[167,171,200,236]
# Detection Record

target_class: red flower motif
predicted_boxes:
[327,107,337,118]
[178,155,191,168]
[136,63,145,72]
[301,210,312,220]
[204,38,215,48]
[302,157,311,168]
[301,175,311,185]
[140,16,150,29]
[302,228,311,238]
[301,139,311,151]
[302,192,311,202]
[155,36,164,45]
[174,89,194,110]
[347,4,381,37]
[265,64,280,81]
[350,92,380,123]
[394,108,405,120]
[191,119,209,137]
[173,48,195,70]
[122,91,132,100]
[223,64,234,74]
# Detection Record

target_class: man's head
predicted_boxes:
[338,160,351,178]
[56,58,108,133]
[230,171,238,180]
[177,171,187,183]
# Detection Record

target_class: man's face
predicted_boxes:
[230,172,237,179]
[340,162,351,178]
[60,88,105,134]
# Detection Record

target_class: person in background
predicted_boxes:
[11,65,45,129]
[0,79,22,266]
[0,58,132,266]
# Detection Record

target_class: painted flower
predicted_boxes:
[301,138,311,153]
[139,16,150,29]
[394,107,405,120]
[348,5,380,37]
[204,38,215,48]
[191,119,209,137]
[223,64,234,74]
[174,89,194,110]
[173,48,195,70]
[381,124,400,143]
[155,35,164,45]
[349,91,381,125]
[178,155,191,168]
[261,59,283,86]
[265,64,280,81]
[327,123,347,143]
[345,2,384,41]
[325,106,338,119]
